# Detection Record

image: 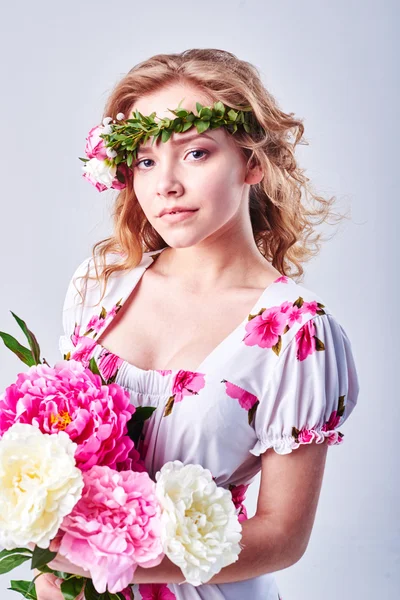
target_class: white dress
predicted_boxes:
[59,247,360,600]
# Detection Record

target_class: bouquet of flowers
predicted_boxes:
[0,312,243,599]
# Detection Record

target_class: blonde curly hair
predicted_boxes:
[75,48,350,305]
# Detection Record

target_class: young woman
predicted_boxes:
[34,48,360,600]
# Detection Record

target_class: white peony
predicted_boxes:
[82,157,117,188]
[0,423,84,550]
[155,460,242,586]
[106,147,118,158]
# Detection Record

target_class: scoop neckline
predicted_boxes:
[91,248,292,376]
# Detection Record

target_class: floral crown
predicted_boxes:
[79,100,256,192]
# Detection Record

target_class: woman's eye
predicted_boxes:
[134,158,154,169]
[134,149,209,170]
[189,149,208,161]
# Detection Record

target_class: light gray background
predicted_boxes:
[0,1,398,598]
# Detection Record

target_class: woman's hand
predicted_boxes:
[33,569,86,600]
[28,540,89,599]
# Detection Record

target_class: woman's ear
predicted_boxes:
[245,161,264,185]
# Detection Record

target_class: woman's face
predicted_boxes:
[130,83,261,249]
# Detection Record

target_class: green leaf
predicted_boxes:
[196,102,203,115]
[199,107,212,120]
[88,357,107,384]
[214,101,225,115]
[0,331,36,366]
[227,109,238,121]
[181,121,193,132]
[195,120,210,133]
[161,129,172,143]
[60,576,85,600]
[8,579,38,599]
[0,548,32,560]
[126,152,133,168]
[50,570,70,578]
[0,553,32,574]
[84,578,107,599]
[10,312,41,364]
[31,545,57,570]
[243,122,251,134]
[78,157,89,163]
[173,120,183,133]
[126,406,156,446]
[115,168,126,184]
[131,406,157,422]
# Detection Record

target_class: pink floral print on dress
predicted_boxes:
[86,301,123,337]
[163,371,206,417]
[243,305,288,351]
[321,395,346,445]
[66,324,97,366]
[64,301,126,375]
[229,483,250,522]
[274,275,290,284]
[243,296,326,356]
[295,318,325,361]
[98,348,124,382]
[223,379,259,425]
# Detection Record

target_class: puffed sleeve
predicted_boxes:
[58,257,91,358]
[249,313,360,456]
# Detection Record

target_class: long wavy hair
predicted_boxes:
[75,48,349,305]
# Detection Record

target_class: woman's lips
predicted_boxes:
[160,209,199,223]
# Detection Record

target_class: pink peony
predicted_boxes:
[83,125,132,192]
[85,125,108,161]
[82,169,108,192]
[117,444,147,473]
[58,465,165,594]
[0,359,135,472]
[138,583,176,599]
[111,163,131,190]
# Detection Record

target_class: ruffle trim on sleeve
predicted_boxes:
[249,427,345,456]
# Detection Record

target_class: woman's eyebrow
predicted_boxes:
[137,132,217,155]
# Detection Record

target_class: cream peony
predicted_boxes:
[82,157,117,188]
[155,460,243,586]
[0,423,84,550]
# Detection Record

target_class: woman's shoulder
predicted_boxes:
[268,274,339,348]
[62,249,167,324]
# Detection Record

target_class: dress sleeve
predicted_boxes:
[58,257,91,358]
[250,313,360,456]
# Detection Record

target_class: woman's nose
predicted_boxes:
[155,164,184,197]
